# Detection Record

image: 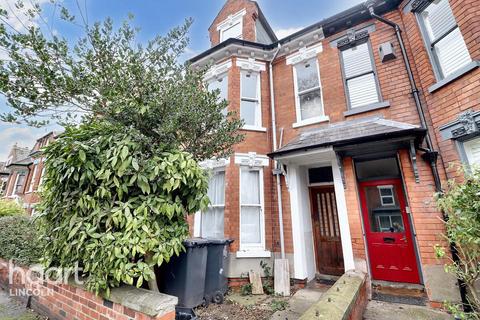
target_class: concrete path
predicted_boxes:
[363,300,453,320]
[0,288,43,320]
[270,282,330,320]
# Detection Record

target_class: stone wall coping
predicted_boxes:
[299,271,366,320]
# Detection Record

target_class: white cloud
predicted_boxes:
[0,125,55,160]
[0,0,49,32]
[274,27,304,40]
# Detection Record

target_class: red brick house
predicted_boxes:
[3,132,56,214]
[189,0,479,306]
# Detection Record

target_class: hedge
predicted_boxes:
[0,216,43,266]
[0,199,26,217]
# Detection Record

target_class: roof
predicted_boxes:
[269,117,426,157]
[190,0,403,64]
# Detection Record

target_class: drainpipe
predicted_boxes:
[365,1,470,309]
[269,43,286,259]
[364,0,442,193]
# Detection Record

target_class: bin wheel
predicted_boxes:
[202,296,210,307]
[213,292,224,304]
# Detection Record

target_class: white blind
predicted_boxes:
[464,137,480,166]
[342,43,379,108]
[240,169,262,245]
[201,171,225,239]
[342,43,373,78]
[221,22,242,41]
[420,0,471,78]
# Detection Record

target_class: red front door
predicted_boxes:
[359,179,420,284]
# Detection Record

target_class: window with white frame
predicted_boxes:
[417,0,471,79]
[341,42,380,109]
[240,167,264,250]
[14,172,26,194]
[201,170,225,238]
[221,22,242,42]
[293,58,323,122]
[463,136,480,166]
[240,71,261,128]
[27,164,38,192]
[378,185,395,206]
[208,73,229,116]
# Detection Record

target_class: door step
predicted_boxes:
[372,280,427,306]
[315,273,340,285]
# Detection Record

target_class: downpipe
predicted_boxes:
[365,1,469,310]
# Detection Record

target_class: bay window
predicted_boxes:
[340,41,380,109]
[417,0,471,79]
[293,58,324,123]
[208,73,228,116]
[240,167,264,251]
[201,170,225,239]
[240,71,262,129]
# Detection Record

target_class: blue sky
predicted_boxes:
[0,0,364,160]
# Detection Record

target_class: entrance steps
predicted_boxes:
[372,280,427,306]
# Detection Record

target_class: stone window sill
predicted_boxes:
[236,250,271,258]
[429,61,479,93]
[344,101,390,117]
[292,115,330,129]
[241,125,267,132]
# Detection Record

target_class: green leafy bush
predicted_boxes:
[436,167,480,319]
[0,199,26,217]
[37,121,209,295]
[0,216,42,265]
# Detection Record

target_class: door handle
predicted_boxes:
[383,237,395,243]
[400,236,407,243]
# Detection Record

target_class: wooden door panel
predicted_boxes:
[310,186,344,276]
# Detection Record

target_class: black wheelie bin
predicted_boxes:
[203,239,234,304]
[158,238,209,309]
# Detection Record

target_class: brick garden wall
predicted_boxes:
[0,259,176,320]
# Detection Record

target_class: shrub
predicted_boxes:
[436,167,480,319]
[0,199,26,217]
[0,216,42,265]
[37,121,209,295]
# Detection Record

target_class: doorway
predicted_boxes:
[356,158,420,284]
[309,185,344,276]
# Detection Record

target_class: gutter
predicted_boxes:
[364,0,442,193]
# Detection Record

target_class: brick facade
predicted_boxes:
[192,0,479,305]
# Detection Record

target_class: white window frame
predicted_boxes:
[27,164,38,193]
[217,9,246,43]
[240,70,264,131]
[463,136,480,166]
[207,72,229,116]
[239,166,266,253]
[416,0,471,80]
[200,168,226,239]
[292,58,327,128]
[377,185,395,206]
[14,172,26,195]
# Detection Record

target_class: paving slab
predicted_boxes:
[0,288,43,320]
[363,300,453,320]
[270,283,330,320]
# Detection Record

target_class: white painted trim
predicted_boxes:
[204,59,232,81]
[331,158,355,271]
[236,250,271,258]
[193,212,201,237]
[292,115,330,128]
[292,58,326,124]
[240,70,262,128]
[235,58,267,72]
[239,166,266,252]
[234,152,270,167]
[199,157,230,170]
[286,43,323,65]
[242,125,267,132]
[27,164,38,192]
[217,8,246,31]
